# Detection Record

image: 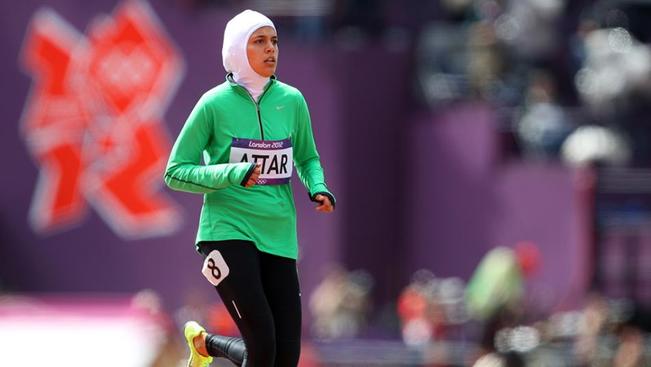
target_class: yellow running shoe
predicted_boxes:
[184,321,214,367]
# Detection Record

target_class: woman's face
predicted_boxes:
[247,26,278,78]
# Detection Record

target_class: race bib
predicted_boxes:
[229,138,293,185]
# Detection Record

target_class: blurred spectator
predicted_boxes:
[561,125,631,167]
[399,271,434,345]
[418,0,651,166]
[568,2,651,166]
[516,70,574,160]
[613,301,651,367]
[574,27,651,115]
[613,324,645,367]
[494,0,566,63]
[309,264,373,339]
[465,242,541,358]
[466,242,540,321]
[464,17,525,107]
[573,293,609,366]
[397,270,468,348]
[569,293,651,366]
[466,21,508,103]
[466,0,567,105]
[397,269,442,346]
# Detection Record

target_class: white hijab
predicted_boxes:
[222,10,275,102]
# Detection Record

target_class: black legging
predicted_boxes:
[198,240,302,367]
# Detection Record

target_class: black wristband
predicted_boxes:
[310,191,336,209]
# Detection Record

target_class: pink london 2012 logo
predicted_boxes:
[20,0,183,239]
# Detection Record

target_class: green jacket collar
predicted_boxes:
[226,73,276,101]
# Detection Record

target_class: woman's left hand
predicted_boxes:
[314,194,334,213]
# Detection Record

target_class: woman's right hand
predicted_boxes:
[245,164,262,187]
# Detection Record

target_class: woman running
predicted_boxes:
[164,9,335,367]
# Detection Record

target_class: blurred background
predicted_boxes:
[2,0,651,365]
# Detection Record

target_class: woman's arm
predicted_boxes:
[293,94,335,209]
[164,96,254,194]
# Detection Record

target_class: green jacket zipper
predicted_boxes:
[243,83,272,141]
[255,103,264,140]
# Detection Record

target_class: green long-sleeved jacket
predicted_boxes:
[164,75,333,259]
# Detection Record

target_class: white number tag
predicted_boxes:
[201,250,230,286]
